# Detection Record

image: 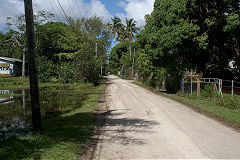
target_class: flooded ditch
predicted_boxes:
[0,87,87,140]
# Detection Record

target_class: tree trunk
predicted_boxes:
[132,48,135,78]
[24,0,42,130]
[22,52,25,77]
[129,40,132,77]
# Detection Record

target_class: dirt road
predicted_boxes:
[93,76,240,159]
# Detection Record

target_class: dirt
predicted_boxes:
[85,76,240,160]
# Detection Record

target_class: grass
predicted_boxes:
[0,82,106,160]
[167,94,240,124]
[133,80,240,128]
[0,76,70,90]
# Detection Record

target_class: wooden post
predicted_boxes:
[221,79,223,98]
[22,53,25,77]
[24,0,42,130]
[231,80,234,99]
[199,79,201,96]
[218,79,220,96]
[190,69,193,95]
[191,77,193,95]
[182,78,184,94]
[197,79,200,97]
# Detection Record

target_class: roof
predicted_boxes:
[0,57,23,63]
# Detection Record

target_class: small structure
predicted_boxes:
[0,57,26,76]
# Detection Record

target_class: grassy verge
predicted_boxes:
[0,83,106,160]
[133,80,240,129]
[0,76,72,90]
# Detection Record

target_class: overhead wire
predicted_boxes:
[56,0,73,26]
[74,0,82,17]
[51,0,66,22]
[66,0,77,19]
[48,0,61,21]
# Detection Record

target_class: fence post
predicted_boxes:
[199,79,201,97]
[191,77,193,95]
[182,78,184,94]
[231,80,234,99]
[197,79,199,97]
[218,79,220,96]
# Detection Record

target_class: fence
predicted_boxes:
[181,78,240,98]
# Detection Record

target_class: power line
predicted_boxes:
[48,0,60,21]
[51,0,66,21]
[74,0,82,17]
[56,0,72,26]
[66,0,77,19]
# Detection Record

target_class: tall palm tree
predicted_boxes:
[125,18,138,58]
[125,18,139,77]
[108,17,122,39]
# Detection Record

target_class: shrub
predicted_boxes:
[201,84,217,98]
[217,98,240,110]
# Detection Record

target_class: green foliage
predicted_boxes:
[109,40,129,74]
[217,98,240,110]
[201,84,217,99]
[38,56,58,82]
[133,0,240,92]
[0,83,106,160]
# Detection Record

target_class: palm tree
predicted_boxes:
[125,18,139,77]
[125,18,138,58]
[108,17,122,39]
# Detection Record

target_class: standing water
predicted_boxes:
[0,87,86,140]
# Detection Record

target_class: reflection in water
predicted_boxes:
[0,117,31,140]
[0,87,86,140]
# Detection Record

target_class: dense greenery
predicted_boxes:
[109,0,240,93]
[107,17,139,76]
[0,83,106,160]
[1,12,111,85]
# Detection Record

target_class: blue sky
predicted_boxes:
[0,0,154,29]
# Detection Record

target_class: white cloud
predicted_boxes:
[0,0,112,28]
[0,0,24,26]
[117,0,155,27]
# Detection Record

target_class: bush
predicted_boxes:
[201,84,217,98]
[38,56,58,82]
[217,98,240,110]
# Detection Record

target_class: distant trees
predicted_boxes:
[108,0,240,93]
[1,12,111,85]
[36,16,111,84]
[108,17,139,76]
[5,10,54,77]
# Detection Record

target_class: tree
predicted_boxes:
[0,31,22,59]
[107,17,123,41]
[125,18,139,76]
[135,0,240,92]
[109,40,129,74]
[36,16,111,83]
[6,10,54,77]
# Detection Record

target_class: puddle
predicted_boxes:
[0,87,86,140]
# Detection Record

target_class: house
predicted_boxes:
[0,57,27,76]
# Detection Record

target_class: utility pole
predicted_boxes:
[24,0,42,130]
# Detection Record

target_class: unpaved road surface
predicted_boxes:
[93,76,240,159]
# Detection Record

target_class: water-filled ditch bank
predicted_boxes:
[0,87,87,140]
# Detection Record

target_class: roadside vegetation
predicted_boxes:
[0,9,110,159]
[134,80,240,129]
[0,81,106,160]
[108,0,240,94]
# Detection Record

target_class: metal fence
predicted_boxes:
[181,78,240,98]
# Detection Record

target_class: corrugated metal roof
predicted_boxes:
[0,57,23,63]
